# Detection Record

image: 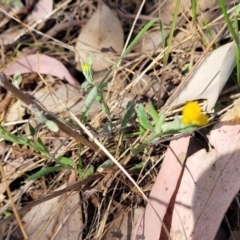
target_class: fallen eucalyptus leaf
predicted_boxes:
[3,54,78,85]
[168,41,237,111]
[75,1,124,72]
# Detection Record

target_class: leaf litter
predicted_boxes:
[0,0,240,240]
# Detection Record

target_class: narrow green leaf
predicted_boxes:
[219,0,239,46]
[155,111,166,134]
[78,166,94,180]
[121,101,135,131]
[81,81,91,92]
[101,101,110,115]
[84,166,94,176]
[163,0,181,65]
[12,72,22,89]
[81,86,98,121]
[135,104,154,132]
[37,111,47,124]
[0,125,50,156]
[4,210,12,217]
[129,162,143,170]
[148,101,159,126]
[26,165,64,181]
[191,0,197,21]
[236,45,240,87]
[131,143,148,155]
[57,157,76,168]
[125,18,157,54]
[36,138,49,154]
[28,123,35,137]
[161,115,182,133]
[235,3,240,15]
[100,81,111,88]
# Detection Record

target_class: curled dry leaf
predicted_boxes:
[75,1,124,72]
[3,54,78,85]
[168,41,236,111]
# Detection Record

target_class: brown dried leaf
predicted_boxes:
[22,185,83,240]
[75,1,124,72]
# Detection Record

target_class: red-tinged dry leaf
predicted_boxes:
[134,136,191,240]
[3,54,78,85]
[163,101,240,240]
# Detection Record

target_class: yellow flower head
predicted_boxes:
[82,63,89,72]
[182,101,208,126]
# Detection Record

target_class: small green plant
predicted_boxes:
[27,124,95,181]
[120,100,135,132]
[0,122,80,180]
[81,56,110,123]
[134,101,209,143]
[26,156,76,181]
[0,123,49,156]
[77,156,94,180]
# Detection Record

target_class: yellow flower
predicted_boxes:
[82,63,89,72]
[182,101,208,126]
